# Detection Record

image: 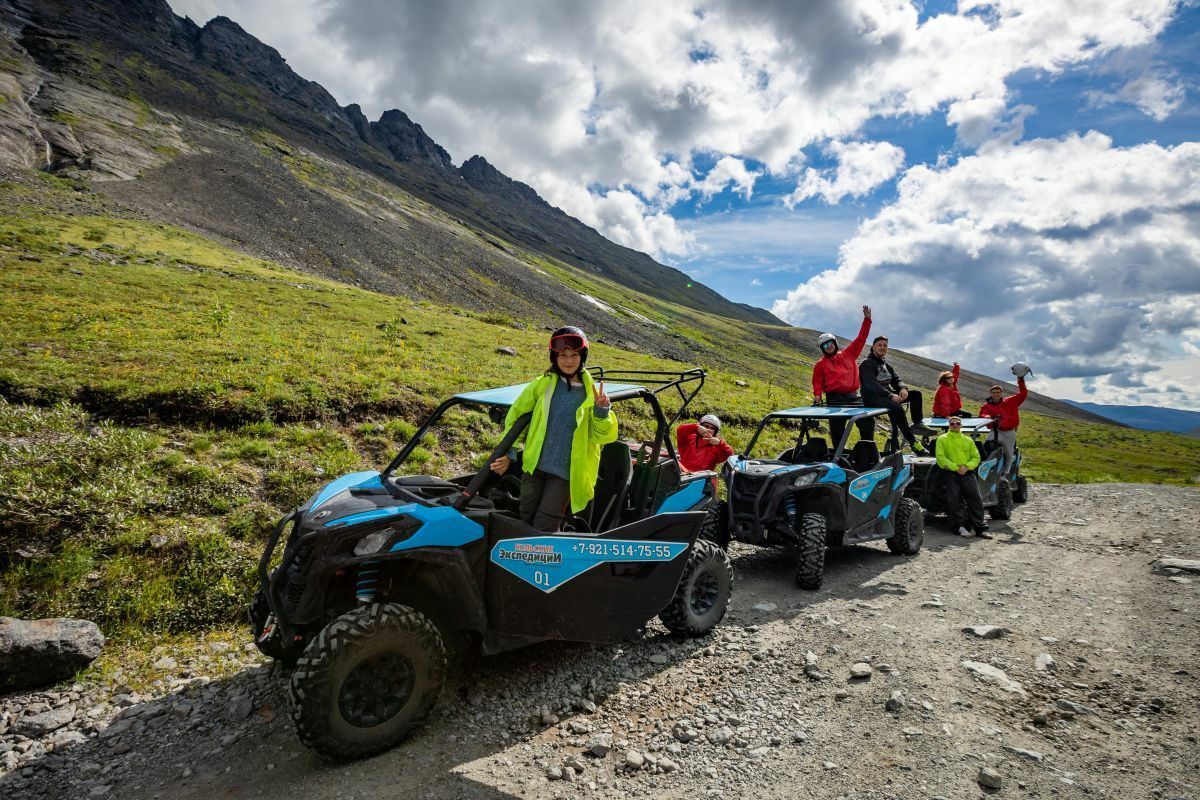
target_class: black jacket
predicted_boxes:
[859,353,906,404]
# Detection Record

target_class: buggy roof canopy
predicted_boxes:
[922,416,996,431]
[768,405,890,419]
[454,382,644,408]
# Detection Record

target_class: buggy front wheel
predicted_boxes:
[886,499,924,555]
[659,540,733,636]
[698,500,730,548]
[1013,475,1029,503]
[794,513,827,591]
[290,603,446,761]
[989,479,1014,520]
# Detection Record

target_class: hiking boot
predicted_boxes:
[958,526,972,538]
[975,529,994,539]
[911,423,937,437]
[910,440,927,455]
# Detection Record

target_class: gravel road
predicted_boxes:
[3,483,1198,800]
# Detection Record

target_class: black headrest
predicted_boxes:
[801,437,830,461]
[850,440,881,471]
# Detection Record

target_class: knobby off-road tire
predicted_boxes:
[1013,475,1029,503]
[250,584,297,667]
[886,498,925,555]
[290,603,446,761]
[697,500,730,548]
[794,513,827,591]
[990,479,1014,520]
[659,540,733,636]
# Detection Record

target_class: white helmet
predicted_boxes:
[817,333,838,351]
[1011,362,1034,379]
[699,414,722,432]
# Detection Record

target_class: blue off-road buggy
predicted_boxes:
[902,416,1028,524]
[251,368,732,760]
[703,406,924,590]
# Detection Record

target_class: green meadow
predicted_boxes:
[1,187,1197,654]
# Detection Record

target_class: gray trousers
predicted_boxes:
[996,429,1017,476]
[520,470,571,531]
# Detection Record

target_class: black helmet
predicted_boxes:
[549,326,589,368]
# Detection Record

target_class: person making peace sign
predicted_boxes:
[490,326,618,531]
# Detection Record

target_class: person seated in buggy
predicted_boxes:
[676,413,734,476]
[489,326,617,531]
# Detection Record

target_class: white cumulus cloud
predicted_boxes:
[772,132,1200,407]
[787,140,906,205]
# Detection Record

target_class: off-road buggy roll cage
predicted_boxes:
[742,405,897,464]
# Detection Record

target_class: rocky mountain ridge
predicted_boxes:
[1,0,780,325]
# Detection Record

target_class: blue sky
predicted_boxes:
[174,0,1200,409]
[680,6,1200,314]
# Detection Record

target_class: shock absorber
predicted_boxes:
[355,561,380,603]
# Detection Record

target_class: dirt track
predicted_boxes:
[5,483,1199,799]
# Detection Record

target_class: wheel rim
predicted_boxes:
[690,570,721,616]
[337,651,416,728]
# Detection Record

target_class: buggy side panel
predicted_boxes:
[656,471,715,513]
[485,512,705,644]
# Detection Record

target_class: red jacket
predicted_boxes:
[676,423,734,472]
[811,317,871,397]
[979,377,1027,430]
[933,363,961,417]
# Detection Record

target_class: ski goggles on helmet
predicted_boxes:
[549,333,588,353]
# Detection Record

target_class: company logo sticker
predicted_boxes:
[490,536,688,593]
[849,468,893,502]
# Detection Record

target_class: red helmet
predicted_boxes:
[549,326,589,365]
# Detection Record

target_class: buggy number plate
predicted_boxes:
[490,536,688,593]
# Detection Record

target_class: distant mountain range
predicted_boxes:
[1065,401,1200,436]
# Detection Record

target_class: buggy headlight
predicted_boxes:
[353,528,394,556]
[792,472,818,488]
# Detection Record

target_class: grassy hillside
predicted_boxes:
[2,176,1198,648]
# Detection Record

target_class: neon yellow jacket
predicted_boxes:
[503,370,619,513]
[935,430,980,472]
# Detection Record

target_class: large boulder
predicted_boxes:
[0,617,105,693]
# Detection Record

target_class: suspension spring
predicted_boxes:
[355,561,380,603]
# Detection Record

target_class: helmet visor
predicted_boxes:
[550,333,588,353]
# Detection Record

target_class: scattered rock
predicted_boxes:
[0,617,105,692]
[886,691,905,713]
[706,725,734,746]
[585,733,612,758]
[920,600,944,608]
[224,695,254,723]
[1151,557,1200,574]
[962,661,1026,696]
[14,705,76,737]
[152,656,178,671]
[850,662,873,679]
[734,380,749,387]
[1035,653,1057,672]
[495,346,518,356]
[752,602,777,612]
[545,766,563,781]
[978,766,1003,790]
[623,750,645,771]
[1056,698,1099,717]
[962,625,1008,639]
[1003,745,1045,763]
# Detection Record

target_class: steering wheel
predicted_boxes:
[453,413,532,511]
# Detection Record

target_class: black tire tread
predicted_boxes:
[1013,475,1029,503]
[289,603,445,761]
[886,498,924,555]
[794,512,827,590]
[697,500,730,548]
[990,479,1014,520]
[659,540,733,636]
